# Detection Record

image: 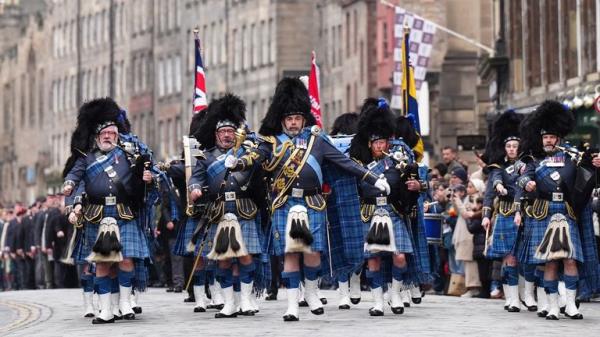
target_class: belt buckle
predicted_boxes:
[224,192,236,201]
[552,192,563,202]
[105,196,117,206]
[291,188,304,198]
[376,196,387,206]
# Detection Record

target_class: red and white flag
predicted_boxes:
[308,51,322,127]
[192,32,207,114]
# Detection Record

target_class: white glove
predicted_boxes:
[374,178,391,195]
[224,155,237,169]
[495,183,508,196]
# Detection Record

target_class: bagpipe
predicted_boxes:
[556,143,600,215]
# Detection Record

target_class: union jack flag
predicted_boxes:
[192,31,207,114]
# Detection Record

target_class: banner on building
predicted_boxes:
[391,6,436,111]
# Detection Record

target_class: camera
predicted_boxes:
[445,187,455,200]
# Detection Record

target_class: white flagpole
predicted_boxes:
[380,0,495,55]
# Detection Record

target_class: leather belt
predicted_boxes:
[284,187,321,198]
[362,196,399,207]
[88,196,126,206]
[538,191,564,202]
[208,191,252,202]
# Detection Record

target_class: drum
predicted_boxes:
[424,213,443,244]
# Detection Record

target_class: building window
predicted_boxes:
[269,19,275,63]
[508,0,524,91]
[233,28,240,72]
[346,12,350,58]
[526,0,541,87]
[251,23,256,68]
[582,0,597,73]
[175,55,182,93]
[563,0,578,79]
[158,59,165,96]
[544,0,560,83]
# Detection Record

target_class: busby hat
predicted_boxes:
[349,98,396,163]
[330,112,359,136]
[519,100,574,158]
[483,109,523,165]
[258,77,315,136]
[62,98,131,178]
[194,93,246,150]
[394,115,420,149]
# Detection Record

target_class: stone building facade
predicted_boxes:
[0,0,499,204]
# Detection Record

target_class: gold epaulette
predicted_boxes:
[258,135,276,144]
[487,163,502,169]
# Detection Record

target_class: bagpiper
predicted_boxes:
[187,94,267,318]
[63,98,155,324]
[224,78,390,321]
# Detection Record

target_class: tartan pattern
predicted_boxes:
[486,213,518,259]
[517,202,583,265]
[133,258,148,292]
[406,198,433,285]
[196,202,262,257]
[320,164,365,279]
[362,204,413,258]
[73,205,150,263]
[577,205,600,299]
[206,148,243,180]
[271,196,326,256]
[534,152,566,181]
[84,149,119,181]
[172,216,197,257]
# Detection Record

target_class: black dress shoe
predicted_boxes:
[239,310,255,316]
[265,293,277,301]
[369,308,384,316]
[174,286,183,293]
[565,312,583,319]
[350,298,361,305]
[183,296,196,303]
[194,307,206,313]
[123,313,135,320]
[403,302,411,308]
[207,304,224,310]
[166,287,175,293]
[537,310,548,317]
[310,307,324,315]
[412,298,422,304]
[339,304,350,310]
[507,306,521,313]
[320,297,327,305]
[546,314,559,320]
[527,305,537,312]
[391,306,404,315]
[299,300,308,307]
[84,313,95,318]
[113,315,123,321]
[215,312,237,318]
[283,314,299,321]
[132,306,142,314]
[504,305,509,311]
[560,306,566,314]
[92,317,115,324]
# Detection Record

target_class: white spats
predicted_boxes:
[303,279,324,315]
[193,285,207,312]
[82,291,95,318]
[337,281,351,309]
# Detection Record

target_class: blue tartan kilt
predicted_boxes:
[73,205,150,264]
[517,202,583,265]
[362,205,414,259]
[486,213,518,259]
[172,216,198,257]
[271,196,326,256]
[196,201,262,257]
